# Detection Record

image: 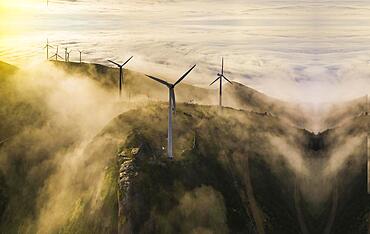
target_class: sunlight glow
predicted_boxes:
[0,0,44,9]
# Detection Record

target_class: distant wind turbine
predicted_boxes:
[66,50,72,62]
[108,56,133,97]
[49,46,63,61]
[64,48,71,62]
[43,39,54,60]
[210,57,232,107]
[145,64,196,159]
[78,50,83,63]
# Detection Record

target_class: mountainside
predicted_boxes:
[92,103,368,234]
[317,96,368,129]
[0,60,368,234]
[0,61,17,76]
[53,61,309,128]
[96,103,305,234]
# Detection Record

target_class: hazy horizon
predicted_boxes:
[1,0,370,103]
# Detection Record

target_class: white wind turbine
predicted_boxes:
[108,56,133,97]
[64,48,72,62]
[43,39,54,60]
[49,46,63,61]
[210,57,232,107]
[145,64,196,159]
[78,50,84,63]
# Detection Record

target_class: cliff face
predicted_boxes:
[94,104,302,234]
[92,102,368,234]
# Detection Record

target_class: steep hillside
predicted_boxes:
[317,96,368,129]
[0,62,47,141]
[0,60,367,233]
[86,103,368,234]
[0,61,17,76]
[86,103,305,234]
[325,114,369,234]
[53,61,309,128]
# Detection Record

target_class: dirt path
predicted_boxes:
[224,153,264,234]
[294,179,310,234]
[0,137,10,147]
[243,155,265,234]
[323,182,338,234]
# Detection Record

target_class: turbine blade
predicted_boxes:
[221,57,224,75]
[209,77,220,86]
[121,56,133,67]
[108,60,120,67]
[174,64,196,86]
[57,55,63,59]
[222,75,232,84]
[145,75,171,87]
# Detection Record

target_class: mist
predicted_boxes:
[1,0,370,104]
[0,62,129,232]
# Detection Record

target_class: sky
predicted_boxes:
[0,0,370,103]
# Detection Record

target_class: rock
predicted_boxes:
[131,148,140,155]
[118,150,128,157]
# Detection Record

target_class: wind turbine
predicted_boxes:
[78,50,83,63]
[49,46,63,61]
[66,50,72,62]
[145,64,196,159]
[64,48,71,62]
[43,39,53,60]
[107,56,133,97]
[210,57,232,107]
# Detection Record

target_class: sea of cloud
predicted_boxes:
[0,0,369,103]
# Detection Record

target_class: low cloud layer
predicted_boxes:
[1,0,370,103]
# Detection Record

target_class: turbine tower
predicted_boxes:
[66,49,72,62]
[49,46,63,61]
[64,48,71,62]
[43,39,53,60]
[210,57,232,107]
[108,56,133,97]
[145,64,196,159]
[78,50,83,63]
